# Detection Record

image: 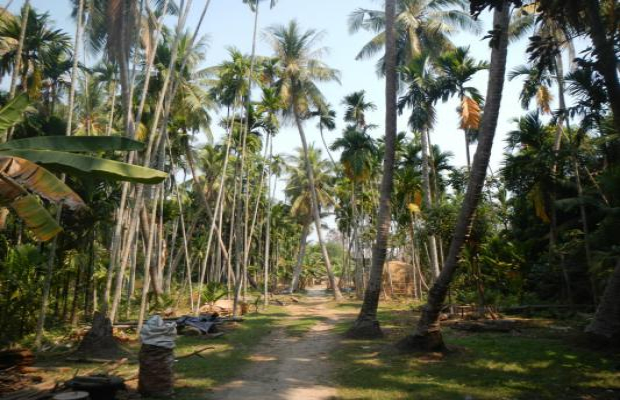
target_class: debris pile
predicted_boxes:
[138,316,176,398]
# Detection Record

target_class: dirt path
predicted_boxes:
[210,287,354,400]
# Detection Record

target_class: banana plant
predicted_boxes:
[0,94,168,241]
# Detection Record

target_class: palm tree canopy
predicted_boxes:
[398,53,450,132]
[0,7,71,81]
[311,103,337,132]
[348,0,480,75]
[341,90,377,128]
[331,126,379,182]
[264,20,341,118]
[284,145,334,222]
[243,0,278,12]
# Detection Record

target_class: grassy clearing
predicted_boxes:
[332,301,620,400]
[32,305,289,400]
[173,306,287,399]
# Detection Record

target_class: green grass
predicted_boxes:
[282,315,327,337]
[33,305,289,400]
[332,303,620,400]
[29,297,620,400]
[172,307,287,399]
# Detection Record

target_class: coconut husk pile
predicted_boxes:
[137,344,174,398]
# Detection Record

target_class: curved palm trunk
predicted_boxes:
[290,222,311,292]
[398,3,511,351]
[319,125,337,167]
[294,112,342,300]
[346,0,397,338]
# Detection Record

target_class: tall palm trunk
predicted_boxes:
[34,0,84,349]
[241,0,261,282]
[464,128,472,172]
[263,140,274,307]
[108,0,208,316]
[398,3,511,351]
[421,129,441,279]
[137,187,162,333]
[346,0,397,338]
[351,188,363,299]
[7,0,28,101]
[290,222,311,292]
[4,0,29,142]
[294,112,342,300]
[409,216,420,299]
[319,124,336,166]
[195,101,237,313]
[105,79,117,136]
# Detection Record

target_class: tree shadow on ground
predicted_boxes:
[333,311,620,400]
[170,311,288,400]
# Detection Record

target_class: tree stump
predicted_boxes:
[75,312,122,359]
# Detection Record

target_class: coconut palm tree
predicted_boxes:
[331,127,378,185]
[435,47,487,170]
[342,90,377,129]
[266,20,343,300]
[0,6,71,96]
[74,73,108,136]
[331,126,379,297]
[398,53,444,279]
[346,0,398,338]
[399,1,511,351]
[40,44,72,115]
[348,0,479,76]
[285,146,334,292]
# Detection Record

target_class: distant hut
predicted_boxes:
[382,261,415,297]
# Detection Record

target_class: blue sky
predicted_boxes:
[7,0,579,202]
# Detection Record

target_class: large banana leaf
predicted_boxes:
[0,94,29,134]
[0,156,85,209]
[10,195,62,241]
[0,136,146,152]
[0,149,167,184]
